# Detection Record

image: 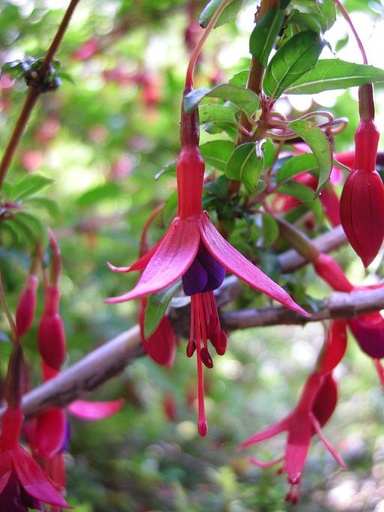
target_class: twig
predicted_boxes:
[0,0,81,190]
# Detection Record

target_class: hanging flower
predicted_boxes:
[0,406,70,510]
[107,87,308,435]
[238,322,347,503]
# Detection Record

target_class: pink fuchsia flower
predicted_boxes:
[0,407,70,510]
[238,321,346,503]
[106,88,308,435]
[238,372,345,504]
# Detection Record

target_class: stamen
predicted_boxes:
[200,347,213,368]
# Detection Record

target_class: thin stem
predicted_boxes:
[185,0,232,88]
[333,0,368,64]
[0,0,82,190]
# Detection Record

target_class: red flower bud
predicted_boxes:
[348,312,384,360]
[15,275,38,338]
[38,286,66,370]
[313,253,353,292]
[340,168,384,267]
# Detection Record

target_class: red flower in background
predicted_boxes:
[238,322,347,503]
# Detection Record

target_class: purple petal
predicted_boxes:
[182,243,226,295]
[106,218,200,303]
[199,214,309,316]
[197,243,226,292]
[182,257,208,295]
[348,312,384,359]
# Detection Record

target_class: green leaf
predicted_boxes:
[14,211,47,243]
[199,0,246,28]
[144,280,181,338]
[249,9,285,67]
[258,212,279,247]
[184,84,259,122]
[225,142,263,192]
[287,120,332,196]
[200,140,234,171]
[76,182,122,207]
[286,59,384,94]
[276,153,318,183]
[199,104,236,125]
[10,174,53,201]
[228,70,248,86]
[263,31,325,99]
[24,196,60,219]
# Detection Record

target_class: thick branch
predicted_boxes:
[18,325,143,419]
[11,284,383,420]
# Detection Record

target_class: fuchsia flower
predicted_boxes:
[340,85,384,267]
[238,321,347,503]
[0,407,70,511]
[107,87,308,435]
[313,252,384,376]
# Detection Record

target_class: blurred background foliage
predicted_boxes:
[1,0,384,510]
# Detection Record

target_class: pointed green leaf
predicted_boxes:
[199,0,246,28]
[10,175,53,201]
[76,182,122,207]
[14,211,47,244]
[200,140,234,171]
[225,142,263,192]
[286,59,384,94]
[276,153,318,183]
[249,9,285,67]
[287,120,332,196]
[263,31,325,99]
[184,84,259,121]
[199,104,236,125]
[23,196,60,219]
[144,280,181,338]
[258,213,279,247]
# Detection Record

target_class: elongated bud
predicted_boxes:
[340,85,384,266]
[15,275,38,338]
[313,253,353,292]
[340,169,384,267]
[38,286,66,370]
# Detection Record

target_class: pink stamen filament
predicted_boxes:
[191,294,208,436]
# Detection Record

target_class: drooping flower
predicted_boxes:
[339,84,384,267]
[106,86,308,435]
[0,360,70,510]
[238,322,346,503]
[313,251,384,377]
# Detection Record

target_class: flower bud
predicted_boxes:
[340,168,384,267]
[38,286,66,370]
[15,275,38,338]
[313,253,353,292]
